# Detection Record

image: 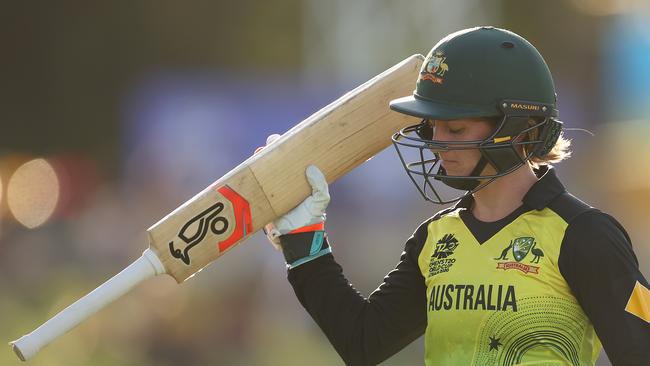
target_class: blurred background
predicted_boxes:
[1,1,649,365]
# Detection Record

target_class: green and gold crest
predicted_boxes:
[512,237,535,262]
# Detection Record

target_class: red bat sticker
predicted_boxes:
[217,185,252,252]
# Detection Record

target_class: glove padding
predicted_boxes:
[265,164,330,249]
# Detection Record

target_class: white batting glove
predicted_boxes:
[264,164,330,249]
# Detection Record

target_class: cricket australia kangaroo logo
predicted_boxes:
[428,233,460,277]
[169,185,252,265]
[494,237,544,274]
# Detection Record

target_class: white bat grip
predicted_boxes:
[10,248,166,361]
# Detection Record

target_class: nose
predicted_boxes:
[428,144,447,157]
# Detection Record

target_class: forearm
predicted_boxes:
[288,249,426,366]
[289,253,374,364]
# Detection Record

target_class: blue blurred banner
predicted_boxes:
[602,15,650,121]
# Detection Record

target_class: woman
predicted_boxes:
[264,27,650,365]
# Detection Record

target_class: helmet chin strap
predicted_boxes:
[437,156,489,191]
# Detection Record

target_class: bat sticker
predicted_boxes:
[169,185,252,265]
[169,202,228,265]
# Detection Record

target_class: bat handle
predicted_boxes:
[9,248,166,361]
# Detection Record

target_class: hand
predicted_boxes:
[265,164,330,246]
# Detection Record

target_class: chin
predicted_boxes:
[443,167,470,176]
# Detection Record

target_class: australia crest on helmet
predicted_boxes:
[420,51,449,85]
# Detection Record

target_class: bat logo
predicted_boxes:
[169,202,229,265]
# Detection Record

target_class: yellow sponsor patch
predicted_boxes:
[625,281,650,323]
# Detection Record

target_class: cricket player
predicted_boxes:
[264,27,650,365]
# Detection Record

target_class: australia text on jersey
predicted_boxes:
[428,284,517,312]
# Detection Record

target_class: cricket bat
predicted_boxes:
[10,54,424,361]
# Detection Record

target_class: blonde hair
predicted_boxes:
[522,118,572,168]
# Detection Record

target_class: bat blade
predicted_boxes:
[149,54,424,282]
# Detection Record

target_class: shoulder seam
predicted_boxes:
[548,191,597,224]
[432,206,459,221]
[410,206,457,255]
[566,206,601,225]
[414,205,459,234]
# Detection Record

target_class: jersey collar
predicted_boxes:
[453,165,567,211]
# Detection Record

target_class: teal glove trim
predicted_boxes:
[280,231,330,269]
[288,247,332,269]
[309,231,325,256]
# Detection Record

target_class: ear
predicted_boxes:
[532,118,563,157]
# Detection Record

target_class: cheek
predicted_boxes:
[455,147,482,162]
[444,149,484,174]
[471,122,497,142]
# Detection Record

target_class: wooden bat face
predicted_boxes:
[148,54,424,283]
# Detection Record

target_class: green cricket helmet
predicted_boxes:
[390,26,563,204]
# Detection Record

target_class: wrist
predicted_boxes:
[280,230,331,269]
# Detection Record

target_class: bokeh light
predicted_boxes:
[49,154,101,218]
[7,158,60,229]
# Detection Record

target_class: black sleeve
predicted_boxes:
[287,220,431,366]
[558,210,650,365]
